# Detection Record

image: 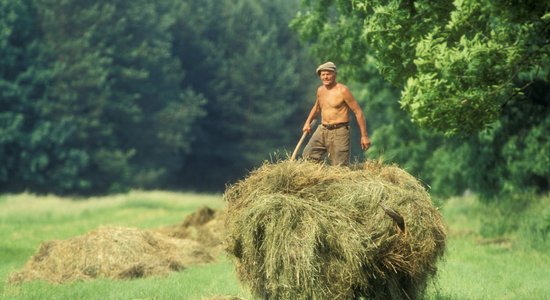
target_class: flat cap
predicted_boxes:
[316,61,337,75]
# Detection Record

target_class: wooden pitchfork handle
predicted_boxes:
[291,119,317,161]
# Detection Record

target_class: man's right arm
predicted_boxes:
[303,98,320,134]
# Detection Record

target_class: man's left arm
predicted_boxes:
[343,88,371,150]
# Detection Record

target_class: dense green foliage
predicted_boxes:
[173,0,315,190]
[363,76,549,198]
[1,0,548,197]
[0,0,314,194]
[292,0,550,198]
[0,0,206,194]
[291,0,550,135]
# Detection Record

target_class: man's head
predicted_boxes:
[316,61,337,87]
[316,61,337,75]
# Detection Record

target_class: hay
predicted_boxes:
[9,226,213,284]
[157,206,227,253]
[224,160,446,299]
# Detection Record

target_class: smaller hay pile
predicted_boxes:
[9,226,213,284]
[224,160,446,300]
[158,206,226,253]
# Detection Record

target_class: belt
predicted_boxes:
[322,122,349,130]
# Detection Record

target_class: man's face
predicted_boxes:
[319,70,336,86]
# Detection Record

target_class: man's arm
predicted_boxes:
[342,87,371,150]
[303,98,320,134]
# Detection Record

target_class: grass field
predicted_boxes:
[1,191,549,299]
[426,196,550,299]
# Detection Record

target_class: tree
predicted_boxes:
[0,0,50,192]
[173,0,316,190]
[350,69,469,199]
[291,0,550,135]
[353,67,550,199]
[1,0,205,194]
[290,0,550,199]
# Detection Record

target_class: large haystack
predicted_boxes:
[224,160,446,299]
[9,226,213,284]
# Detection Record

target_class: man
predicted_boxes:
[302,61,371,166]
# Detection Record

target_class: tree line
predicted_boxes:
[292,0,550,199]
[0,0,315,194]
[1,0,548,199]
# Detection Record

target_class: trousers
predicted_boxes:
[302,124,350,166]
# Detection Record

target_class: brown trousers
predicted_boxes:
[302,125,350,166]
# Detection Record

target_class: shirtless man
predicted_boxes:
[302,61,371,166]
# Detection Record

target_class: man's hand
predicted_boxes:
[302,124,311,134]
[361,136,371,150]
[303,119,317,134]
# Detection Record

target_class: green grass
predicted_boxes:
[3,258,248,300]
[0,191,252,300]
[1,191,549,299]
[426,195,550,299]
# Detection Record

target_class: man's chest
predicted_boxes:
[319,91,346,109]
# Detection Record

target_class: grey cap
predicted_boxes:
[316,61,337,75]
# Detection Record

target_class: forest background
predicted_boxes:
[1,0,549,204]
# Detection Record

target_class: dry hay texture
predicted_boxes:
[224,160,447,300]
[9,226,213,284]
[159,206,226,253]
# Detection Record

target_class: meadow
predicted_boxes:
[0,191,548,299]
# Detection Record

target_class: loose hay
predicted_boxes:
[157,206,227,254]
[9,226,213,284]
[224,160,447,299]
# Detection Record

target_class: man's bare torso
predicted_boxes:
[317,83,350,125]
